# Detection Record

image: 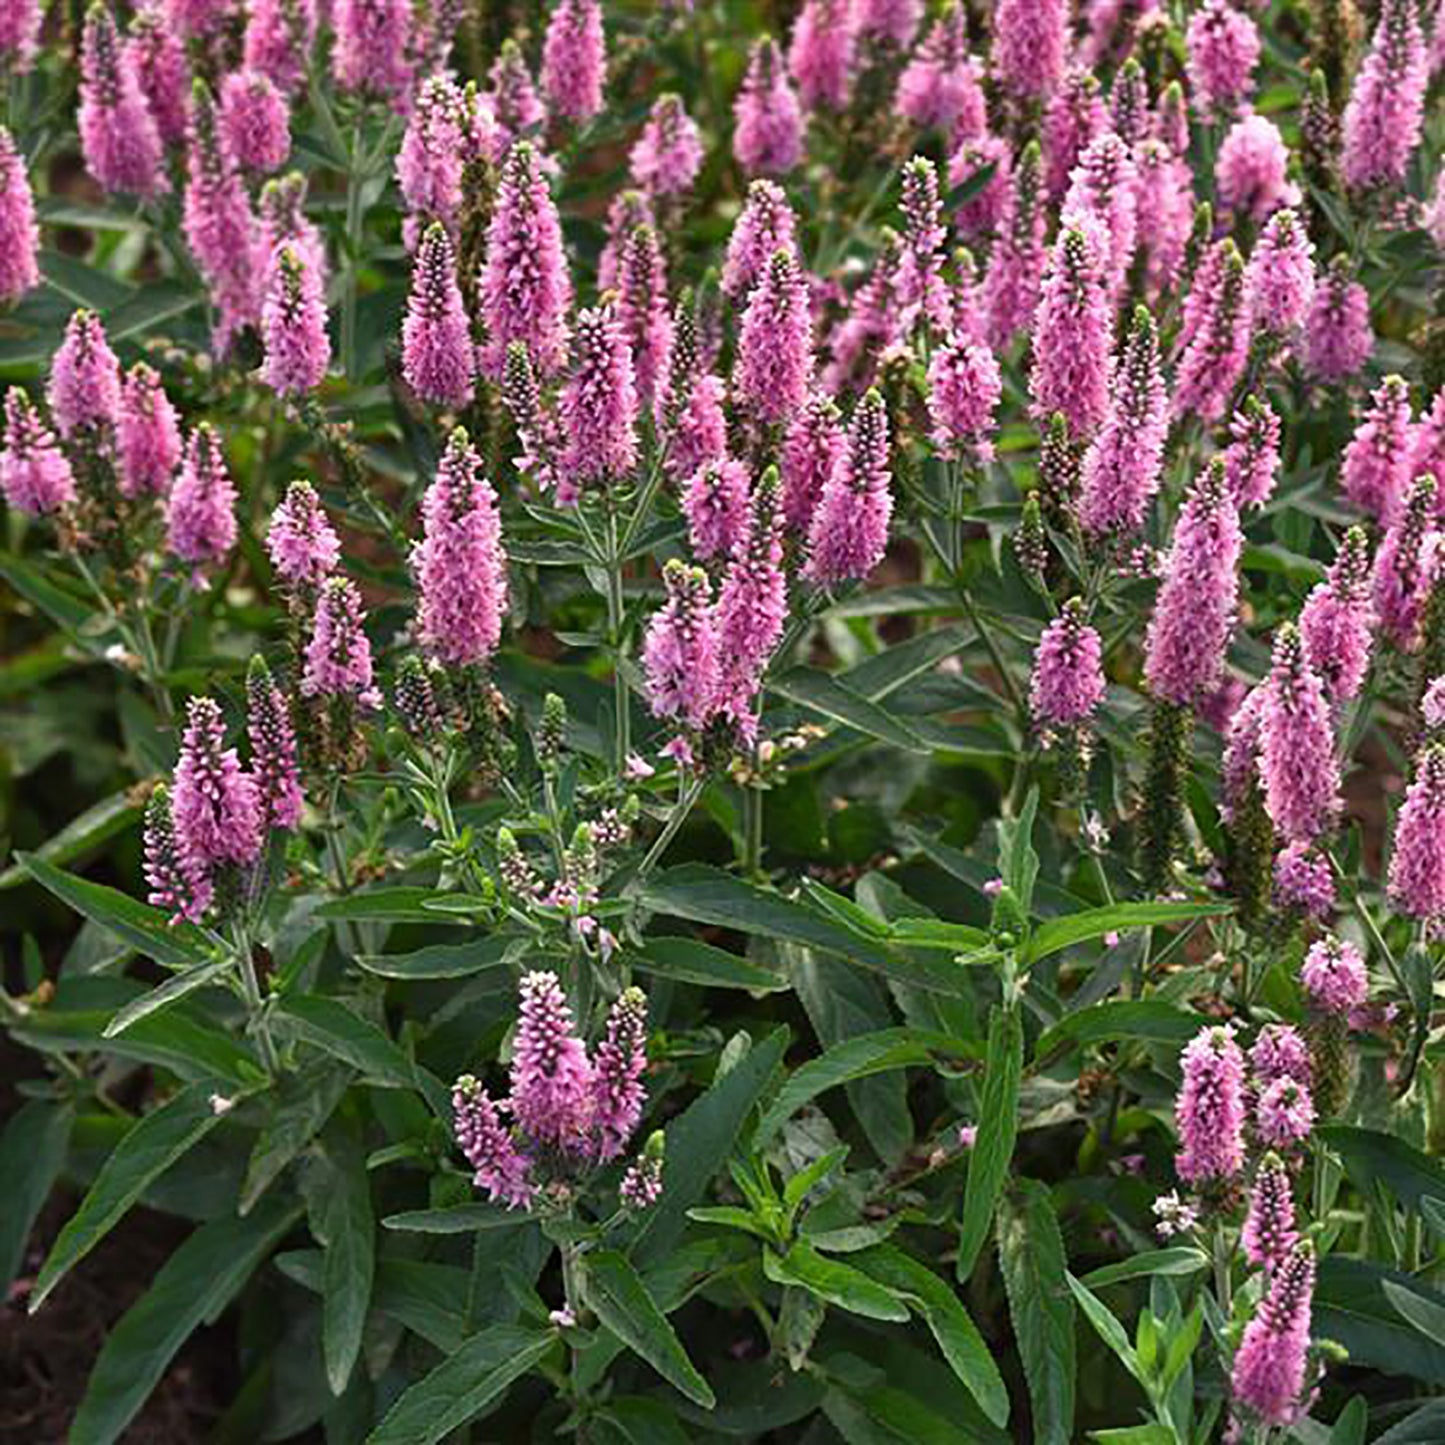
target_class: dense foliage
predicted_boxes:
[3,0,1445,1441]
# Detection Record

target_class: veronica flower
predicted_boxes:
[992,0,1067,99]
[1372,476,1438,651]
[1245,208,1315,337]
[948,134,1013,242]
[735,249,813,428]
[219,70,290,175]
[1242,1155,1298,1272]
[127,6,190,146]
[1389,743,1445,920]
[617,223,673,408]
[805,389,892,586]
[1341,375,1412,524]
[1274,842,1336,920]
[1134,140,1194,295]
[897,3,983,135]
[643,559,719,731]
[79,4,167,199]
[0,0,41,70]
[657,305,727,482]
[332,0,412,100]
[303,576,379,707]
[1304,257,1373,382]
[683,459,752,563]
[1301,935,1368,1015]
[629,94,703,197]
[1042,69,1106,203]
[982,141,1047,351]
[489,39,545,150]
[853,0,919,49]
[247,654,303,832]
[1030,600,1106,728]
[402,223,475,409]
[143,784,212,924]
[511,971,594,1149]
[172,696,262,871]
[1216,112,1297,221]
[927,338,1000,460]
[1251,1024,1313,1088]
[397,75,466,245]
[1341,0,1428,191]
[0,126,39,305]
[1300,529,1374,702]
[453,1075,534,1209]
[166,424,237,570]
[822,230,901,394]
[414,428,507,668]
[896,157,952,339]
[243,0,315,94]
[0,390,76,516]
[1029,225,1114,438]
[1175,1024,1247,1183]
[261,246,330,396]
[258,172,326,288]
[1173,239,1248,424]
[780,392,845,536]
[1223,396,1282,510]
[117,364,182,498]
[789,0,856,113]
[722,179,798,299]
[47,310,122,439]
[1062,133,1138,302]
[1259,624,1340,846]
[1185,0,1259,120]
[591,987,649,1161]
[163,0,230,38]
[556,304,638,503]
[268,480,340,592]
[733,37,803,177]
[541,0,605,124]
[1231,1243,1316,1427]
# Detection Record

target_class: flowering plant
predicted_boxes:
[3,1,1445,1442]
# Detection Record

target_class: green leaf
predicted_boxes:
[851,1244,1010,1427]
[1377,1403,1445,1443]
[633,935,788,991]
[1066,1274,1140,1381]
[103,280,200,343]
[1384,1278,1445,1342]
[0,792,143,889]
[998,1180,1075,1445]
[17,854,212,969]
[755,1028,973,1147]
[764,1240,909,1322]
[241,1062,351,1213]
[1320,1125,1445,1213]
[1079,1248,1210,1289]
[381,1203,524,1233]
[0,554,92,633]
[0,1100,72,1295]
[316,886,468,923]
[957,1005,1022,1280]
[68,1195,300,1445]
[1020,901,1231,966]
[1315,1259,1445,1386]
[1087,1427,1175,1445]
[31,1081,229,1311]
[103,958,233,1037]
[582,1250,716,1407]
[1328,1395,1368,1445]
[593,1396,693,1445]
[312,1126,375,1396]
[1035,1001,1209,1058]
[769,667,929,752]
[884,917,995,954]
[365,1324,554,1445]
[999,788,1040,913]
[355,936,523,979]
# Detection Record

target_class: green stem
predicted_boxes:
[634,774,706,884]
[604,506,631,770]
[341,118,365,382]
[232,921,279,1075]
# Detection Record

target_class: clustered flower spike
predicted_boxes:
[1341,375,1412,524]
[79,4,166,199]
[1388,743,1445,921]
[541,0,605,125]
[397,76,465,246]
[219,70,291,176]
[927,339,1000,459]
[167,425,238,570]
[617,223,673,408]
[0,126,40,305]
[1,390,76,516]
[268,480,340,591]
[245,0,316,94]
[1029,226,1113,438]
[736,249,813,427]
[129,5,191,146]
[1174,239,1249,424]
[993,0,1066,100]
[48,311,122,439]
[1300,935,1368,1015]
[629,94,703,197]
[789,0,855,114]
[414,429,508,667]
[557,303,638,502]
[1245,209,1315,337]
[172,696,262,872]
[897,3,981,134]
[733,36,802,177]
[117,364,182,498]
[781,392,845,536]
[1231,1243,1316,1427]
[1186,0,1259,120]
[511,970,595,1149]
[1341,0,1428,192]
[247,654,304,832]
[1224,396,1283,510]
[1242,1155,1298,1273]
[591,987,649,1161]
[261,246,330,397]
[303,576,379,707]
[143,783,212,924]
[643,559,719,732]
[805,389,893,586]
[1175,1023,1246,1183]
[402,224,475,409]
[1300,528,1374,701]
[683,458,751,563]
[723,180,798,299]
[332,0,412,100]
[1259,624,1340,846]
[0,0,41,71]
[1031,600,1106,730]
[453,1074,534,1209]
[1372,475,1437,651]
[1306,257,1373,382]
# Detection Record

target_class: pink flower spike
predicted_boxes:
[1341,0,1428,192]
[268,479,340,591]
[1245,208,1315,337]
[1341,375,1413,524]
[722,179,798,300]
[617,223,673,409]
[790,0,856,115]
[117,363,183,498]
[541,0,605,124]
[172,695,263,871]
[1301,935,1368,1015]
[261,245,330,397]
[1256,1076,1316,1149]
[0,126,40,305]
[246,654,303,832]
[1186,0,1259,120]
[643,559,719,731]
[1216,112,1298,222]
[992,0,1067,100]
[1371,476,1438,652]
[402,223,475,409]
[1030,599,1106,729]
[1389,743,1445,921]
[735,249,813,428]
[1223,395,1282,510]
[143,783,212,923]
[453,1075,534,1209]
[897,3,983,135]
[928,338,1000,460]
[780,391,845,536]
[511,971,595,1151]
[0,0,41,71]
[219,70,290,175]
[629,94,704,198]
[1231,1243,1315,1427]
[683,457,752,563]
[244,0,316,95]
[1029,224,1114,439]
[1304,257,1373,382]
[1175,1023,1247,1183]
[1242,1154,1298,1272]
[331,0,412,100]
[1259,623,1340,846]
[167,424,237,569]
[48,310,122,439]
[126,9,189,148]
[557,303,639,502]
[79,4,167,199]
[590,986,649,1161]
[1300,528,1373,702]
[302,576,379,707]
[733,36,803,177]
[805,389,893,587]
[0,389,76,516]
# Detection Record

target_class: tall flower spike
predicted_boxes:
[853,0,920,49]
[1174,1024,1247,1183]
[0,390,76,516]
[143,783,213,923]
[557,304,638,504]
[657,302,727,482]
[1029,226,1113,439]
[489,39,545,149]
[1259,623,1341,846]
[1301,935,1368,1014]
[1042,68,1105,203]
[303,577,379,707]
[172,696,263,871]
[993,0,1067,100]
[1134,140,1194,296]
[402,224,475,409]
[722,179,798,299]
[0,0,41,71]
[126,5,190,147]
[1388,743,1445,920]
[219,70,291,175]
[268,480,340,591]
[714,469,788,736]
[733,36,803,177]
[258,171,326,288]
[1341,375,1412,524]
[1245,209,1315,338]
[1300,527,1374,702]
[0,126,39,305]
[1078,306,1167,536]
[414,428,508,668]
[48,311,122,438]
[982,140,1046,351]
[244,0,316,94]
[1144,459,1243,707]
[541,0,605,125]
[261,246,330,397]
[629,94,704,198]
[897,3,983,135]
[780,392,845,536]
[1372,476,1438,651]
[591,987,648,1161]
[167,425,237,570]
[1224,395,1283,510]
[331,0,412,100]
[79,4,167,199]
[805,389,893,586]
[397,75,465,246]
[597,188,652,293]
[948,134,1012,242]
[1305,256,1373,382]
[117,364,182,498]
[247,654,303,831]
[1173,239,1249,424]
[1231,1243,1316,1427]
[683,458,752,563]
[1061,133,1138,302]
[1252,1024,1312,1088]
[453,1075,534,1209]
[1242,1155,1299,1272]
[617,223,673,409]
[897,157,951,338]
[1341,0,1427,192]
[789,0,856,114]
[1030,599,1106,728]
[1216,113,1298,222]
[1186,0,1260,120]
[643,559,719,731]
[511,971,594,1149]
[478,142,572,379]
[927,337,1000,460]
[736,248,813,427]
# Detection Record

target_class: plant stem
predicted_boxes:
[232,921,279,1074]
[634,774,706,884]
[603,505,630,770]
[341,118,365,382]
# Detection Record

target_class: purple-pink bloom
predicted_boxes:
[780,391,845,535]
[1251,1024,1312,1088]
[47,310,122,438]
[733,37,803,177]
[1186,0,1259,120]
[1062,132,1138,302]
[167,424,237,569]
[620,1151,663,1209]
[453,1075,534,1209]
[259,171,326,289]
[541,0,605,125]
[247,655,303,832]
[1232,1243,1315,1427]
[218,70,290,175]
[261,245,330,396]
[1175,1023,1247,1183]
[1042,68,1106,202]
[79,6,167,199]
[617,223,673,409]
[948,133,1013,242]
[402,223,475,409]
[896,157,952,338]
[643,559,719,731]
[1245,208,1315,336]
[303,576,379,707]
[172,695,263,871]
[805,388,892,586]
[414,427,507,667]
[735,249,813,427]
[0,0,41,70]
[1029,225,1114,438]
[1223,396,1282,510]
[590,986,649,1161]
[722,179,798,299]
[1341,0,1428,191]
[1144,459,1243,707]
[489,40,545,151]
[1300,528,1374,702]
[1274,842,1337,920]
[1259,623,1340,846]
[683,457,751,563]
[0,389,76,516]
[992,0,1067,99]
[267,479,340,591]
[1389,743,1445,920]
[397,75,466,245]
[982,141,1047,350]
[1242,1155,1298,1272]
[1342,375,1412,524]
[657,311,727,481]
[331,0,412,100]
[1304,257,1373,382]
[511,971,594,1150]
[1216,112,1298,221]
[854,0,919,49]
[126,6,190,146]
[789,0,856,113]
[117,364,182,498]
[143,784,212,924]
[1372,476,1439,652]
[1256,1076,1316,1149]
[478,141,572,379]
[1301,935,1368,1015]
[556,303,638,503]
[1221,684,1267,818]
[0,125,39,305]
[927,337,1000,459]
[1173,239,1249,424]
[629,94,704,197]
[897,3,984,135]
[1030,600,1106,728]
[1133,140,1194,296]
[243,0,315,94]
[163,0,231,39]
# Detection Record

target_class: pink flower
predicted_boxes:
[897,3,983,134]
[1341,0,1428,191]
[511,971,595,1149]
[629,94,703,197]
[1372,477,1439,652]
[1304,257,1373,382]
[489,40,545,151]
[1144,459,1243,707]
[402,223,475,409]
[1389,743,1445,920]
[854,0,919,49]
[1245,208,1315,336]
[0,125,39,304]
[219,70,290,174]
[1223,396,1282,509]
[620,1150,663,1208]
[1274,842,1336,919]
[1259,624,1340,845]
[478,142,572,379]
[267,480,340,591]
[243,0,315,94]
[657,321,727,482]
[453,1075,534,1209]
[1216,112,1297,220]
[1221,684,1267,818]
[643,560,719,730]
[733,37,803,177]
[982,141,1047,349]
[167,424,237,568]
[590,986,649,1161]
[143,784,212,924]
[1042,68,1106,202]
[683,458,752,562]
[1242,1155,1298,1272]
[780,392,844,536]
[117,364,182,498]
[163,0,232,39]
[302,576,379,707]
[617,223,673,409]
[1030,600,1106,727]
[1186,0,1259,120]
[805,389,892,586]
[172,695,262,871]
[1231,1243,1315,1427]
[1301,935,1368,1015]
[1256,1076,1316,1148]
[948,133,1013,241]
[1029,225,1114,438]
[414,428,508,667]
[1251,1024,1312,1088]
[397,75,466,245]
[0,389,76,516]
[1173,239,1248,424]
[1062,133,1138,301]
[0,0,41,71]
[992,0,1067,99]
[48,310,122,438]
[261,245,330,396]
[1175,1024,1247,1183]
[1079,305,1167,535]
[1133,141,1194,296]
[79,6,167,198]
[735,249,813,427]
[541,0,605,125]
[126,6,190,146]
[247,654,303,832]
[1300,527,1374,702]
[557,304,638,502]
[1342,375,1413,523]
[722,179,798,299]
[789,0,856,113]
[259,172,326,288]
[928,338,1000,459]
[331,0,412,100]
